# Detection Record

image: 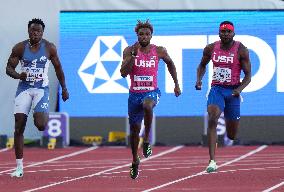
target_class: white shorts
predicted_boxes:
[14,87,49,115]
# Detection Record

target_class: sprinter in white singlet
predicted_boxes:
[6,18,69,178]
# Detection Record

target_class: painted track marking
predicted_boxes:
[262,181,284,192]
[23,146,183,192]
[0,146,98,174]
[142,145,268,192]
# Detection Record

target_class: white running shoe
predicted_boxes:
[11,167,24,178]
[206,160,217,173]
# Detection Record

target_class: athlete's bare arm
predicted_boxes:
[157,46,181,97]
[120,42,139,78]
[120,46,134,78]
[6,42,26,80]
[232,43,251,96]
[195,43,214,90]
[47,41,69,101]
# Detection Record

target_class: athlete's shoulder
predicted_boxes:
[237,42,249,60]
[12,41,26,56]
[155,45,168,59]
[238,42,248,54]
[156,45,166,53]
[238,42,247,49]
[43,39,56,48]
[14,40,27,49]
[124,45,132,51]
[204,43,214,55]
[122,46,132,56]
[43,39,58,55]
[207,42,215,49]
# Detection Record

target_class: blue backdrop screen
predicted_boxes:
[59,11,284,117]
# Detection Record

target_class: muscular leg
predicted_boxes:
[130,123,141,163]
[224,92,240,141]
[225,120,239,140]
[142,99,155,142]
[207,105,222,161]
[14,114,27,159]
[33,112,49,131]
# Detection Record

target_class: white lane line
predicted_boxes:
[0,148,10,152]
[142,145,268,192]
[23,146,184,192]
[102,165,284,176]
[0,146,98,174]
[262,181,284,192]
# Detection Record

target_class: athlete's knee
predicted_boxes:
[14,128,24,136]
[227,133,236,140]
[225,121,239,140]
[14,119,26,136]
[15,114,27,127]
[143,103,153,113]
[208,115,219,127]
[33,112,48,131]
[34,121,47,131]
[130,124,140,135]
[226,128,237,140]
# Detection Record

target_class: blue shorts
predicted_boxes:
[207,85,240,120]
[128,89,161,125]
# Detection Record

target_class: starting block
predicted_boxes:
[6,137,14,149]
[108,131,126,142]
[82,136,103,145]
[42,136,63,149]
[48,138,57,150]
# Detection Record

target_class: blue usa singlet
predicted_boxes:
[19,40,50,88]
[14,40,50,115]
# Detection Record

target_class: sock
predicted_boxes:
[16,158,23,169]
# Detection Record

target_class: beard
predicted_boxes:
[29,36,42,44]
[139,41,150,47]
[221,38,233,44]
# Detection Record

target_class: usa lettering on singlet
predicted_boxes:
[19,40,50,88]
[129,44,159,92]
[211,40,241,86]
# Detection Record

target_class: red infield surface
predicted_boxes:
[0,145,283,192]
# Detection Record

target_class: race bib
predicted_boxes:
[212,67,231,83]
[23,67,44,82]
[133,75,154,91]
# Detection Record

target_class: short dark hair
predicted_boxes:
[135,19,153,34]
[220,21,234,27]
[28,18,45,31]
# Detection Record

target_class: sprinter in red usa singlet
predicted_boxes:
[120,20,181,179]
[195,21,251,173]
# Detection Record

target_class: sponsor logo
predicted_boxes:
[41,103,48,109]
[78,36,129,93]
